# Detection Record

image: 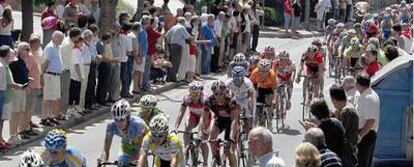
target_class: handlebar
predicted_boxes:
[97,159,137,166]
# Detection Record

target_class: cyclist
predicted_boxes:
[174,81,210,166]
[137,94,167,125]
[101,99,147,165]
[380,14,392,40]
[260,45,278,60]
[324,19,336,42]
[296,45,324,100]
[353,23,363,40]
[41,129,87,167]
[19,149,44,167]
[328,23,345,60]
[247,55,260,77]
[249,59,277,130]
[339,29,357,58]
[227,53,249,77]
[138,115,185,167]
[344,38,363,71]
[204,80,239,167]
[272,50,296,111]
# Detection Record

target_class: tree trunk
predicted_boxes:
[21,0,34,42]
[304,0,310,30]
[99,0,118,36]
[135,0,145,21]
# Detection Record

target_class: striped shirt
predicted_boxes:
[319,148,343,167]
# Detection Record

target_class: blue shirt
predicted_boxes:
[106,116,147,154]
[319,148,343,167]
[44,41,63,73]
[41,146,87,167]
[138,28,148,58]
[201,22,216,47]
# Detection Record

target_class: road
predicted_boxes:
[0,36,335,166]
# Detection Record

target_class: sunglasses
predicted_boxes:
[47,149,61,155]
[152,133,167,139]
[115,118,126,122]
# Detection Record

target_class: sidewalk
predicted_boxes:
[0,81,187,154]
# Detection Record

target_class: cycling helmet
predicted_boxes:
[347,29,356,36]
[328,18,336,25]
[264,45,276,56]
[350,38,360,46]
[339,31,348,38]
[43,129,67,150]
[232,66,246,79]
[188,81,204,93]
[211,80,227,93]
[111,99,130,120]
[307,45,319,54]
[336,23,345,28]
[233,53,246,63]
[19,149,44,167]
[258,59,272,71]
[139,95,158,109]
[249,55,260,65]
[278,50,290,59]
[311,39,322,48]
[149,114,169,134]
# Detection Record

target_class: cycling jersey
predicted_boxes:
[205,95,238,118]
[249,68,277,89]
[272,59,295,81]
[303,52,324,75]
[41,146,87,167]
[225,77,254,118]
[106,116,147,157]
[136,107,167,126]
[181,94,207,125]
[142,132,185,167]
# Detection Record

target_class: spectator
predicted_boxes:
[96,32,113,106]
[384,45,399,62]
[314,0,331,31]
[339,0,346,21]
[219,14,231,69]
[330,0,339,19]
[241,5,252,53]
[41,31,64,127]
[342,76,358,105]
[79,30,93,112]
[131,23,143,94]
[41,1,59,47]
[8,43,30,143]
[165,16,190,81]
[355,74,380,167]
[305,98,346,159]
[0,6,13,47]
[229,10,241,57]
[291,0,302,38]
[189,16,202,77]
[24,35,43,131]
[117,22,133,98]
[84,24,99,110]
[150,49,171,83]
[295,142,321,167]
[400,23,412,53]
[78,0,91,17]
[60,27,82,118]
[62,0,82,26]
[329,84,359,167]
[185,36,197,82]
[248,126,286,167]
[109,23,124,102]
[0,45,23,148]
[284,0,293,33]
[211,12,225,73]
[391,24,405,49]
[199,14,216,75]
[304,128,343,167]
[142,16,158,91]
[248,1,260,53]
[200,6,208,23]
[345,0,352,22]
[89,0,100,24]
[55,0,65,19]
[66,37,85,118]
[363,45,381,77]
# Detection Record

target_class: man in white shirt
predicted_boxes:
[355,74,380,167]
[248,127,286,167]
[118,23,133,98]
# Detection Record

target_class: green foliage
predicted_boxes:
[263,6,277,20]
[34,0,57,6]
[116,0,135,17]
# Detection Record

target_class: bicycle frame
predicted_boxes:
[275,82,287,132]
[210,139,232,167]
[255,102,270,129]
[177,131,203,167]
[97,159,138,167]
[300,75,319,121]
[237,109,249,167]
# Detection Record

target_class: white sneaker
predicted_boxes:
[8,135,22,145]
[66,108,82,118]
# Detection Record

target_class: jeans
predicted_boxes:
[167,44,183,82]
[60,70,71,113]
[251,24,260,52]
[96,62,111,104]
[284,12,292,30]
[142,55,152,90]
[85,61,97,108]
[120,56,134,96]
[201,44,212,75]
[211,44,220,72]
[357,130,377,167]
[109,63,121,100]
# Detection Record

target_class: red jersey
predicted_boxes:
[304,52,324,75]
[365,61,381,77]
[189,44,197,56]
[273,59,294,81]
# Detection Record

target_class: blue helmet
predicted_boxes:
[232,66,246,79]
[43,129,67,150]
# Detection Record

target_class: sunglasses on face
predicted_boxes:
[47,149,61,155]
[115,118,126,122]
[152,133,167,139]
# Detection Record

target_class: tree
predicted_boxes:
[99,0,118,36]
[21,0,34,41]
[304,0,310,30]
[135,0,145,21]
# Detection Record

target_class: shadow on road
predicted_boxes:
[276,128,301,136]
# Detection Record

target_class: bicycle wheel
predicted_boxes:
[190,147,200,167]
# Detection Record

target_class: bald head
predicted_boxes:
[304,128,325,148]
[248,126,273,156]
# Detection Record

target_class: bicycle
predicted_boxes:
[210,139,233,167]
[97,159,138,167]
[299,74,320,121]
[237,108,249,167]
[333,55,346,83]
[255,102,272,131]
[275,81,288,132]
[176,131,204,167]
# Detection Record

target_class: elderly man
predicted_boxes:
[140,16,152,91]
[117,22,133,98]
[355,74,380,167]
[248,126,286,167]
[165,17,190,82]
[199,14,216,75]
[41,31,65,127]
[304,128,343,167]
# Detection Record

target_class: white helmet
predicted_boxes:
[111,99,130,120]
[189,81,204,93]
[233,53,246,63]
[139,95,158,109]
[258,59,272,71]
[18,149,44,167]
[149,114,169,134]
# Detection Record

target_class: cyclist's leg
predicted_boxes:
[223,120,237,167]
[184,114,198,147]
[256,88,266,126]
[286,79,293,110]
[302,77,309,105]
[209,123,222,159]
[265,90,274,128]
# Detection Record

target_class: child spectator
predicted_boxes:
[66,37,85,118]
[150,49,171,84]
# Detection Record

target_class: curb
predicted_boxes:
[259,31,324,39]
[1,81,187,154]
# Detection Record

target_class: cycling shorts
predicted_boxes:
[188,112,201,126]
[257,87,274,103]
[277,72,293,81]
[350,57,359,67]
[305,63,319,75]
[214,116,232,140]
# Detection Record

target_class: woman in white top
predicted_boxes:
[0,6,14,47]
